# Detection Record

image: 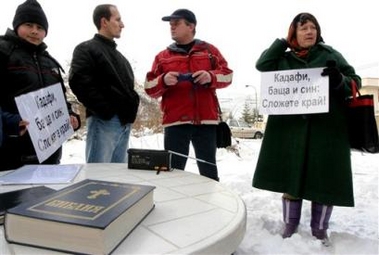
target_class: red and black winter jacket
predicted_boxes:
[144,39,233,127]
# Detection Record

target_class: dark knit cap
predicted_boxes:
[12,0,49,33]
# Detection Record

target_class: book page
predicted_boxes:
[0,164,82,185]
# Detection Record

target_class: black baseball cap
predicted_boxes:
[162,9,197,25]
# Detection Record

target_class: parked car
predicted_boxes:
[227,119,264,139]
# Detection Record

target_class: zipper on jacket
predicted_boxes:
[33,52,44,88]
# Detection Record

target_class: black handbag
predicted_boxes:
[217,121,232,148]
[345,80,379,153]
[216,99,231,148]
[206,45,231,148]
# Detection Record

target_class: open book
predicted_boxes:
[0,164,82,185]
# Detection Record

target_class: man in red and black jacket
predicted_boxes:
[144,9,233,181]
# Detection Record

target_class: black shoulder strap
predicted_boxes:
[204,42,216,69]
[203,43,224,121]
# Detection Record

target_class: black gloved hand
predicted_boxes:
[321,60,343,89]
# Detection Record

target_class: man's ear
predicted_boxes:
[189,23,196,30]
[100,17,108,28]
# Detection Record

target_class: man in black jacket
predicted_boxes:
[0,0,80,170]
[69,4,139,163]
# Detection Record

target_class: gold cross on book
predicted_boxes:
[87,189,110,199]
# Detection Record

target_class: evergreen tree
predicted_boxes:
[241,101,254,125]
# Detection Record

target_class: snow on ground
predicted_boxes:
[62,134,379,255]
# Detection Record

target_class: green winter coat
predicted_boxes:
[252,39,361,206]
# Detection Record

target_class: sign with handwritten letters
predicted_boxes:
[15,83,74,163]
[259,68,329,115]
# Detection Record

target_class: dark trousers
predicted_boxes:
[164,124,219,181]
[0,135,62,171]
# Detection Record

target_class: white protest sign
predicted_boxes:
[15,83,74,163]
[259,68,329,115]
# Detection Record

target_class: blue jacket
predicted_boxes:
[0,107,21,147]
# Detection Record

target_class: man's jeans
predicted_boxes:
[86,115,131,163]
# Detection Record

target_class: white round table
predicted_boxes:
[0,163,246,254]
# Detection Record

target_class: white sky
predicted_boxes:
[1,0,378,100]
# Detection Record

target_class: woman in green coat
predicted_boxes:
[252,12,360,243]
